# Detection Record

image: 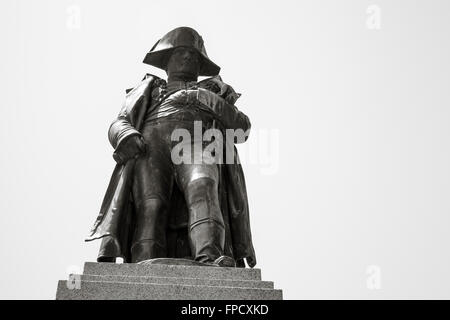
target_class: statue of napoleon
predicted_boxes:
[85,27,256,268]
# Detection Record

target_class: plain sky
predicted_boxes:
[1,0,450,299]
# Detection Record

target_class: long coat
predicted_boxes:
[85,74,256,268]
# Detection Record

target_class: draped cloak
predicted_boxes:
[85,74,256,268]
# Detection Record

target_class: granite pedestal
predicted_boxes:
[56,262,282,300]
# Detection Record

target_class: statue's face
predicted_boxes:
[166,47,201,78]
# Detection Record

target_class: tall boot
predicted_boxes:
[185,177,236,267]
[131,197,169,263]
[131,239,166,263]
[189,218,225,263]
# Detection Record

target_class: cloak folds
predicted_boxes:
[85,74,256,268]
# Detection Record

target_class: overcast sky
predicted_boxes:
[1,0,450,299]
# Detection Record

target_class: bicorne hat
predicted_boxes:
[143,27,220,76]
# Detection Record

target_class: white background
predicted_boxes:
[1,0,450,299]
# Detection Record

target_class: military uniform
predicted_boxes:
[86,27,256,268]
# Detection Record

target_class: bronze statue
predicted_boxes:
[86,27,256,268]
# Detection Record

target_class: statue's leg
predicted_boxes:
[175,163,230,265]
[131,133,174,263]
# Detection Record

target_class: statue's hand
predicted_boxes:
[217,83,240,105]
[201,76,241,105]
[113,135,147,164]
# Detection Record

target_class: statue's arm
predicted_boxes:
[108,102,142,150]
[199,94,251,144]
[107,92,147,164]
[107,77,154,153]
[214,101,251,135]
[198,77,251,143]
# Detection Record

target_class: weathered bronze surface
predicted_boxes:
[86,27,256,268]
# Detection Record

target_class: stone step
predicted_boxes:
[83,262,262,281]
[81,274,274,289]
[56,280,282,300]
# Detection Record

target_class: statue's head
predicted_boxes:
[143,27,220,77]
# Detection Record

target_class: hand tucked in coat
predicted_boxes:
[113,135,147,164]
[199,76,241,105]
